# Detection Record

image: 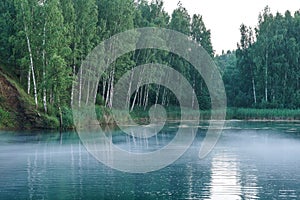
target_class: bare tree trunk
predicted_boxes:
[50,90,53,105]
[130,67,146,112]
[126,69,134,108]
[161,87,166,106]
[71,64,76,106]
[70,40,77,107]
[143,85,149,110]
[30,50,38,109]
[166,96,170,107]
[265,50,268,102]
[127,50,142,108]
[139,86,144,107]
[93,81,98,104]
[130,50,156,111]
[192,74,196,109]
[102,76,107,102]
[42,21,47,113]
[58,105,63,131]
[155,84,160,107]
[142,86,146,107]
[85,79,90,105]
[283,71,287,104]
[130,89,139,112]
[161,71,171,107]
[105,67,115,108]
[21,2,38,108]
[108,67,115,108]
[22,2,30,95]
[252,77,257,104]
[78,64,83,107]
[27,67,31,95]
[104,41,116,108]
[105,73,111,107]
[154,66,162,108]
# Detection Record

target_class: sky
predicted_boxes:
[162,0,300,54]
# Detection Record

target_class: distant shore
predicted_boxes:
[1,107,300,131]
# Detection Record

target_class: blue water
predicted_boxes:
[0,121,300,199]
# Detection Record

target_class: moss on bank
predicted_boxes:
[0,69,58,130]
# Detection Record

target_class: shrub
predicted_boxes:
[61,106,74,129]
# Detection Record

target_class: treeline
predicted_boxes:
[218,6,300,109]
[0,0,214,120]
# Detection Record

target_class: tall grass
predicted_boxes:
[227,108,300,120]
[55,106,300,130]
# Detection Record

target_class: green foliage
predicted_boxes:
[61,106,74,129]
[234,7,300,109]
[227,108,300,120]
[218,7,300,110]
[191,14,214,56]
[0,107,12,128]
[41,114,60,129]
[2,1,300,130]
[0,0,15,64]
[1,0,214,123]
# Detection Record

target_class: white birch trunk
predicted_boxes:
[265,50,268,102]
[126,69,134,108]
[130,67,145,112]
[105,75,111,107]
[138,86,143,107]
[161,87,166,106]
[93,81,98,104]
[143,85,149,110]
[71,64,76,106]
[27,67,31,94]
[21,2,38,108]
[155,84,160,107]
[191,74,196,109]
[78,64,83,107]
[85,79,90,105]
[252,77,257,104]
[42,21,47,113]
[102,76,107,102]
[108,68,115,108]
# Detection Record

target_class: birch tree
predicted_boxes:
[74,0,98,107]
[98,0,135,108]
[14,0,38,108]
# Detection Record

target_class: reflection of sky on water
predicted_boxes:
[206,151,261,200]
[209,153,243,200]
[1,121,300,199]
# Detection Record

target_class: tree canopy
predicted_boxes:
[0,1,299,124]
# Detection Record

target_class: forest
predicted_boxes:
[220,6,300,109]
[0,0,300,129]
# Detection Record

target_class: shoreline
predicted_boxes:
[1,118,300,131]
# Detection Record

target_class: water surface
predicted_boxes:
[0,121,300,199]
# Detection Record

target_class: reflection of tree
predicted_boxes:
[27,147,48,199]
[26,134,86,199]
[240,163,259,199]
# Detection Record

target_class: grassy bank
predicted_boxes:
[91,106,300,126]
[226,108,300,120]
[2,101,300,130]
[0,89,300,129]
[0,69,59,130]
[0,107,12,129]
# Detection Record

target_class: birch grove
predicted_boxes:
[8,0,300,126]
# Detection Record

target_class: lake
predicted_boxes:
[0,121,300,199]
